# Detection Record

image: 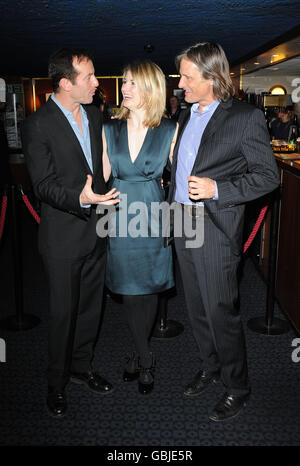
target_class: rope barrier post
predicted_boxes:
[151,178,184,340]
[247,187,290,335]
[152,289,184,339]
[0,184,40,331]
[0,185,8,242]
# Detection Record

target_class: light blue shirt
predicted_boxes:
[51,93,93,172]
[51,93,93,208]
[175,99,219,205]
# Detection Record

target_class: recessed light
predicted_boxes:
[254,62,260,65]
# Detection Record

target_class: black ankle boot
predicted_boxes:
[123,352,140,382]
[138,353,155,395]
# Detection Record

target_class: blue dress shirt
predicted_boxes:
[51,94,93,172]
[175,99,219,205]
[51,94,93,208]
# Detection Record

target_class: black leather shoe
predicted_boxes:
[138,353,155,395]
[184,370,220,397]
[70,371,115,394]
[123,353,140,382]
[209,392,250,422]
[138,367,154,395]
[47,388,67,418]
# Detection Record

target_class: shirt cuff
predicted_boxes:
[212,181,218,200]
[79,196,91,208]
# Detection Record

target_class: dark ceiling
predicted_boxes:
[1,0,300,77]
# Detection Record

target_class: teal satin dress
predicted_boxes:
[104,118,176,295]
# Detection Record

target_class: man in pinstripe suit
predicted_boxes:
[168,42,279,421]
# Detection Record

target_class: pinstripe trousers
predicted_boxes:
[174,211,251,396]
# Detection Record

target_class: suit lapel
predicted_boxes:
[84,105,99,174]
[46,99,92,173]
[172,108,190,178]
[191,99,232,175]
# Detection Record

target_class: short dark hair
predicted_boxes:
[48,47,94,92]
[175,41,234,102]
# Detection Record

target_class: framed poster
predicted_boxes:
[4,84,24,149]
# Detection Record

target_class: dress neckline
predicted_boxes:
[125,120,150,165]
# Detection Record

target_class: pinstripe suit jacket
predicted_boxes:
[168,98,280,254]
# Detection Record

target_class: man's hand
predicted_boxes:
[80,174,120,206]
[188,176,216,200]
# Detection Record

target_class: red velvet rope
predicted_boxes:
[243,205,268,254]
[19,188,268,253]
[21,194,40,224]
[0,195,8,241]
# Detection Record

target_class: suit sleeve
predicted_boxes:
[21,117,88,217]
[216,108,280,207]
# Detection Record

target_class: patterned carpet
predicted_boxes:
[0,201,300,446]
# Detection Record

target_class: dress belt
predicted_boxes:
[114,177,161,183]
[178,203,208,217]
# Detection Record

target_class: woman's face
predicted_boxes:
[121,71,143,111]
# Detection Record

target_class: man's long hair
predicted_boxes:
[176,41,234,102]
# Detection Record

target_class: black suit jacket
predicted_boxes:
[21,98,107,259]
[168,98,280,254]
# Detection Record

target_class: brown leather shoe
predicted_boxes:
[209,392,250,422]
[184,370,220,397]
[70,371,115,394]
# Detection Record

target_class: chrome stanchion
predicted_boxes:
[247,187,290,335]
[152,178,184,339]
[152,289,184,339]
[0,184,40,331]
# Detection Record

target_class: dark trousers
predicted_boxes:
[174,213,250,396]
[42,241,106,389]
[123,294,158,368]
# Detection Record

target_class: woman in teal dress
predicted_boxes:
[102,61,178,394]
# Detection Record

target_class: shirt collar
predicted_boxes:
[51,93,86,119]
[191,98,220,115]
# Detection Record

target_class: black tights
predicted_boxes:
[123,294,158,368]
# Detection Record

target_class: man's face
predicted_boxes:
[277,110,284,119]
[170,96,178,108]
[69,57,99,105]
[178,58,215,106]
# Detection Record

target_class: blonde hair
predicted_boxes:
[116,61,166,128]
[176,41,234,102]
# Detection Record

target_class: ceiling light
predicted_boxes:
[270,86,286,95]
[270,53,285,63]
[144,44,154,53]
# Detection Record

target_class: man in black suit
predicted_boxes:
[169,42,280,421]
[21,48,119,417]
